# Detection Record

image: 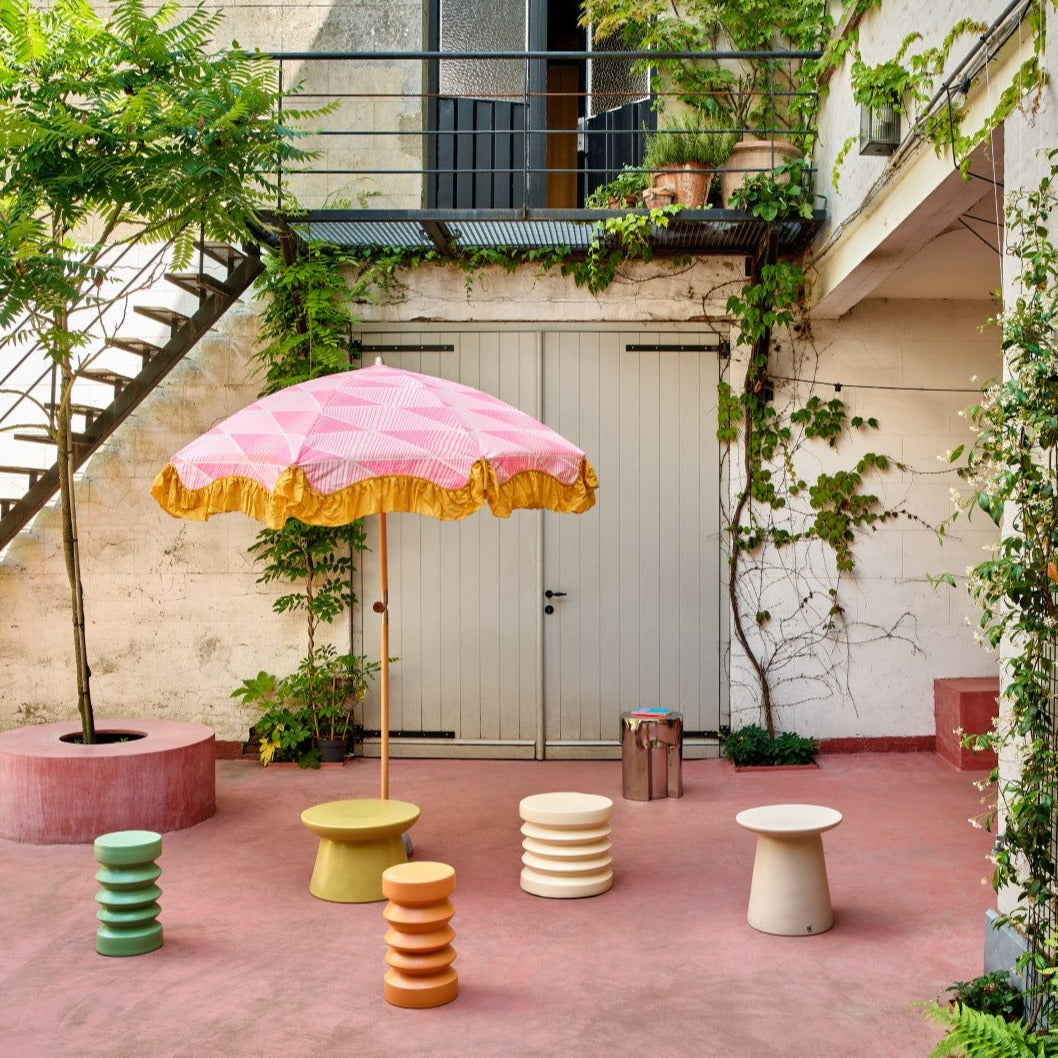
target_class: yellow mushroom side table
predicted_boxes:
[300,799,420,903]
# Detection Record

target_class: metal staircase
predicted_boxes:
[0,240,264,550]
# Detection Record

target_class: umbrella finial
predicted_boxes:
[375,356,385,367]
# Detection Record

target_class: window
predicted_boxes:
[429,0,649,208]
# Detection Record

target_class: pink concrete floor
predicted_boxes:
[0,753,994,1058]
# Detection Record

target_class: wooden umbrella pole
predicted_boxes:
[378,510,390,800]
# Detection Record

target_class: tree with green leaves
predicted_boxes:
[0,0,315,741]
[578,0,830,141]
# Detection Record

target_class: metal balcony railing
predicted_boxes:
[263,48,824,258]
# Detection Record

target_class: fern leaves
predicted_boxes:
[925,1002,1058,1058]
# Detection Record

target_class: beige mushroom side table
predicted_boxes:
[735,803,842,936]
[519,791,613,898]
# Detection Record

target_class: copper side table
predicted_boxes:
[620,712,683,800]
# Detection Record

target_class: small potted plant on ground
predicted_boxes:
[233,646,381,766]
[644,118,736,207]
[304,645,380,762]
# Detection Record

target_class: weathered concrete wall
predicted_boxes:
[216,0,427,209]
[353,257,745,324]
[0,298,328,740]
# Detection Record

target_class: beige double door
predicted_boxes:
[357,329,724,759]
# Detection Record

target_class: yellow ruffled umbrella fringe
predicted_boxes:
[151,457,598,528]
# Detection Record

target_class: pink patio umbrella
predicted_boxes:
[151,360,598,797]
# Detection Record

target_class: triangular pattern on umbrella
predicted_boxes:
[151,363,598,528]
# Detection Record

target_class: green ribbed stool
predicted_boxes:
[93,830,163,957]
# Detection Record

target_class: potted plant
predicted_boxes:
[729,157,815,220]
[585,165,649,209]
[643,118,736,207]
[578,0,817,205]
[305,646,380,762]
[233,646,381,766]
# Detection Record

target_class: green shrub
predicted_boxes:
[721,724,818,766]
[585,165,649,208]
[730,157,815,221]
[946,972,1025,1022]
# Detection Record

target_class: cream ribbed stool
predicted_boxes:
[735,803,842,936]
[519,792,613,898]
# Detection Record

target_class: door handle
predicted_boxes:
[544,590,567,599]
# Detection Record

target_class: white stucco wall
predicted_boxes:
[0,300,327,739]
[726,297,999,738]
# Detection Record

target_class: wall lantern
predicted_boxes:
[859,102,900,156]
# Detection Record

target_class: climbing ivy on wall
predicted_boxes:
[234,242,371,765]
[942,156,1058,1032]
[834,1,1053,182]
[717,250,912,737]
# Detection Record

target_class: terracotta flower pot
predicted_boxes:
[720,138,802,207]
[651,164,712,208]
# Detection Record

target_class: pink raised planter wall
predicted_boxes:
[933,677,1000,771]
[0,720,216,844]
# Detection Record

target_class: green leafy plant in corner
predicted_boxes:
[231,647,380,767]
[721,723,817,766]
[946,972,1025,1023]
[230,671,315,767]
[730,158,816,221]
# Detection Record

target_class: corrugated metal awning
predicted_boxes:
[262,209,825,260]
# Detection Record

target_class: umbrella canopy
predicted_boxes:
[152,362,597,526]
[152,362,599,795]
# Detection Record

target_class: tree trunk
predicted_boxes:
[56,358,94,742]
[727,230,779,737]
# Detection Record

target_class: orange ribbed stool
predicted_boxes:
[381,861,458,1008]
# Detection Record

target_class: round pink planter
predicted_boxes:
[0,720,216,844]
